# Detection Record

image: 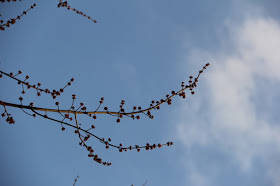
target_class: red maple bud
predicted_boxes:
[30,102,34,106]
[61,127,65,131]
[136,115,140,119]
[18,71,22,74]
[80,103,84,106]
[108,138,111,141]
[65,114,69,118]
[81,107,86,110]
[37,83,41,86]
[19,97,23,101]
[91,125,95,129]
[93,115,97,119]
[104,107,108,110]
[116,118,120,123]
[106,146,109,149]
[22,91,25,94]
[37,92,41,96]
[26,76,29,79]
[32,114,36,118]
[68,82,71,85]
[137,149,140,152]
[55,102,59,105]
[9,72,13,76]
[119,143,122,146]
[71,78,74,82]
[101,97,104,100]
[191,91,195,95]
[1,113,5,117]
[133,106,137,110]
[74,130,79,134]
[60,89,64,92]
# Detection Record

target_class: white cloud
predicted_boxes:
[176,17,280,185]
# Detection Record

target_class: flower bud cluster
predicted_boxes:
[0,3,36,31]
[0,70,74,101]
[57,0,97,23]
[0,101,15,124]
[1,0,22,2]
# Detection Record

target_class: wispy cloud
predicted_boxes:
[176,16,280,185]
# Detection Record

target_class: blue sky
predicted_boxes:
[1,1,280,186]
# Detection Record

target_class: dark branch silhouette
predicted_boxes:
[0,63,209,166]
